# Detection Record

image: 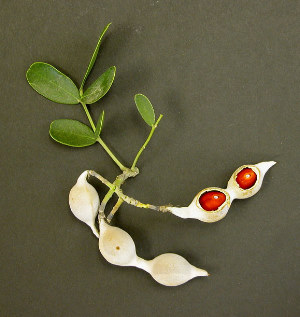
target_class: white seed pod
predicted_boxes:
[69,171,100,237]
[146,253,208,286]
[168,161,276,223]
[99,220,136,266]
[170,187,231,223]
[226,161,276,199]
[98,219,208,286]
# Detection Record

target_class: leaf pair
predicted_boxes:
[26,23,114,105]
[50,112,104,147]
[26,23,158,148]
[26,63,116,105]
[26,23,112,148]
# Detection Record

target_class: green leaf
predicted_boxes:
[134,94,155,126]
[80,23,112,93]
[81,66,116,104]
[49,119,96,147]
[26,62,80,104]
[95,110,105,138]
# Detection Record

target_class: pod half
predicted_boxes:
[169,161,276,222]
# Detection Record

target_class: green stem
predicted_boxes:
[107,198,124,223]
[98,185,116,221]
[97,137,128,171]
[80,101,128,172]
[131,114,163,170]
[89,169,169,223]
[80,101,96,131]
[96,169,139,222]
[100,176,124,211]
[103,174,127,221]
[104,114,164,222]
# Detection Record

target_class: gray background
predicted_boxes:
[0,0,299,316]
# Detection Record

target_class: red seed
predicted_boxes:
[236,168,257,189]
[199,191,226,211]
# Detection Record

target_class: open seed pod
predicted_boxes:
[170,187,231,222]
[226,161,276,199]
[98,219,208,286]
[168,161,276,223]
[69,171,100,237]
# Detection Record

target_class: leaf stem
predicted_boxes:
[131,114,163,170]
[103,114,164,222]
[97,137,128,171]
[80,101,96,131]
[107,198,124,223]
[98,174,125,215]
[80,101,128,171]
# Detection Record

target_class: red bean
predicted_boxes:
[199,191,226,211]
[236,168,257,189]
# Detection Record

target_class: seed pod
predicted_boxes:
[226,161,276,199]
[169,161,276,223]
[98,219,208,286]
[99,220,136,266]
[170,187,231,223]
[146,253,208,286]
[69,171,100,237]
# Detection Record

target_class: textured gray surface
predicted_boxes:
[0,1,299,316]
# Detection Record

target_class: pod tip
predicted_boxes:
[256,161,277,173]
[195,268,209,277]
[77,170,89,185]
[90,224,100,238]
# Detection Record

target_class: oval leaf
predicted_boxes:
[26,62,80,104]
[134,94,155,126]
[49,119,96,147]
[81,66,116,104]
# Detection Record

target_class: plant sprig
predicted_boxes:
[26,23,163,220]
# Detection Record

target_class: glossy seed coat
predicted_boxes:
[236,168,257,189]
[199,191,226,211]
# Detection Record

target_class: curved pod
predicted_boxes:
[98,219,208,286]
[169,161,276,223]
[226,161,276,199]
[99,220,136,266]
[170,187,231,223]
[147,253,208,286]
[69,171,100,237]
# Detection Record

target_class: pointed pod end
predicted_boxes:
[256,161,277,174]
[194,268,209,277]
[90,224,100,238]
[76,170,89,186]
[168,206,190,219]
